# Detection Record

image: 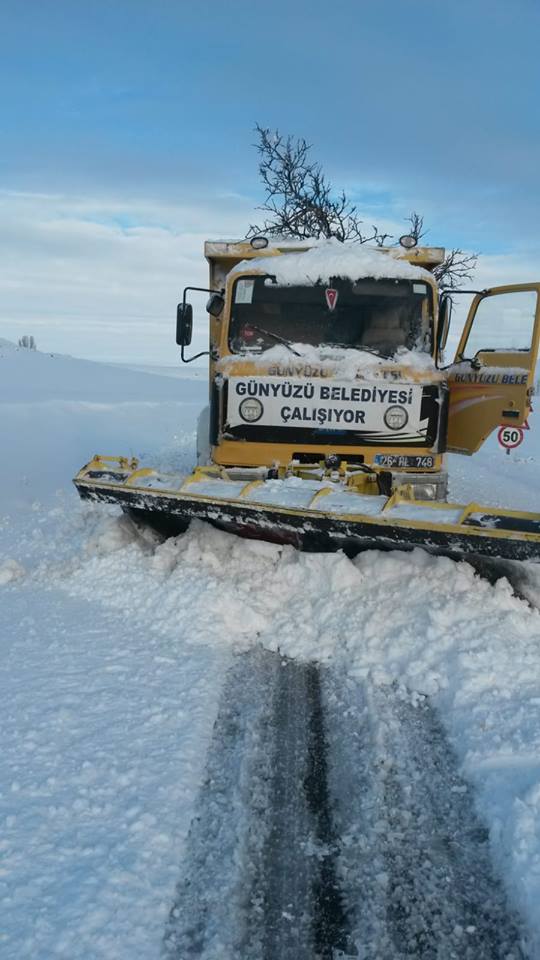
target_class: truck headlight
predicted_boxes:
[250,236,269,250]
[399,234,417,249]
[413,482,437,500]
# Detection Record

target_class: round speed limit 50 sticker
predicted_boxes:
[497,425,524,450]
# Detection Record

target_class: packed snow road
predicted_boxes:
[164,648,523,959]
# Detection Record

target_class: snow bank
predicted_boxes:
[0,342,206,506]
[0,581,229,960]
[229,238,432,286]
[0,338,199,403]
[55,520,540,954]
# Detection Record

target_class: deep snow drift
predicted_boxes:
[1,339,540,958]
[0,337,206,508]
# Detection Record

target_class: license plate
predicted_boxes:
[373,454,435,469]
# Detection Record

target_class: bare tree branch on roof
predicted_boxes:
[434,249,479,290]
[405,212,426,244]
[248,126,478,288]
[404,212,477,288]
[247,125,389,245]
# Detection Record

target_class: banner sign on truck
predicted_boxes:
[227,376,427,442]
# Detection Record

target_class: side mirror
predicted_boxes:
[438,295,452,351]
[176,303,193,346]
[206,292,225,317]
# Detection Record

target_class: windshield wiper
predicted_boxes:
[323,342,385,358]
[250,323,303,357]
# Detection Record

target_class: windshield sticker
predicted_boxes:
[235,279,255,304]
[227,376,426,441]
[325,288,339,311]
[413,283,427,294]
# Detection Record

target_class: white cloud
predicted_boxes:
[0,190,252,362]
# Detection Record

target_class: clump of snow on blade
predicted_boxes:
[519,564,540,607]
[82,513,142,558]
[229,238,432,285]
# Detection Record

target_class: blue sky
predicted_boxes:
[1,0,539,361]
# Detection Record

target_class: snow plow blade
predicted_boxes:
[74,456,540,565]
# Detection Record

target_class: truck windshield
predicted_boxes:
[229,276,433,358]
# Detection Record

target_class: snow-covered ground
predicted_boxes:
[1,338,540,958]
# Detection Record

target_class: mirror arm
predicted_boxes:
[179,285,223,364]
[183,285,223,297]
[439,288,489,296]
[181,344,210,364]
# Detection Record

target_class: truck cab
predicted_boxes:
[176,238,539,502]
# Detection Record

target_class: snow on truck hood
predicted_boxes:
[229,238,433,286]
[217,343,440,381]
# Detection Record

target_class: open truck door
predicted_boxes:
[447,284,540,454]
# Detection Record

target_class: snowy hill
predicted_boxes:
[0,337,202,402]
[1,343,540,958]
[0,340,206,506]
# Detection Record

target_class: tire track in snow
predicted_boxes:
[325,672,526,958]
[261,658,350,960]
[162,646,278,959]
[164,648,526,959]
[163,647,353,959]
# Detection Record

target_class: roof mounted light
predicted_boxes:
[399,234,417,249]
[250,236,269,250]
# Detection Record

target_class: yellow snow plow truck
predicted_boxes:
[74,237,540,564]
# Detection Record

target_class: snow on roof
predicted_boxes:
[229,238,432,285]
